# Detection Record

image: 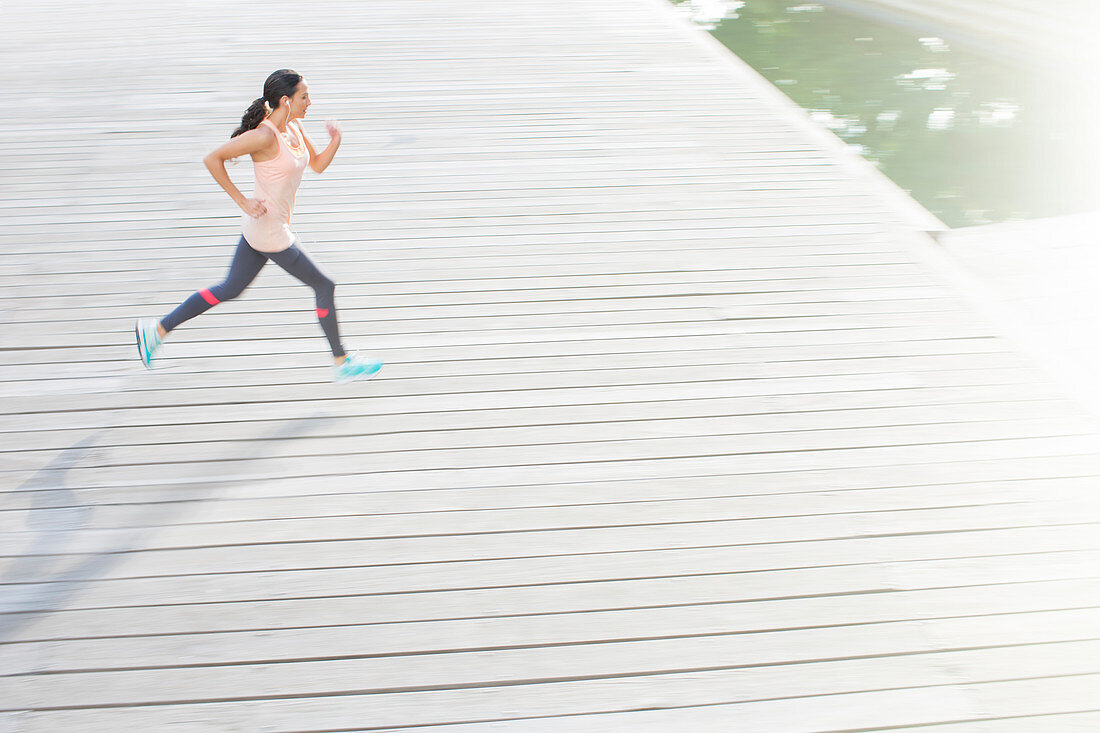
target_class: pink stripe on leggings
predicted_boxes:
[199,289,220,305]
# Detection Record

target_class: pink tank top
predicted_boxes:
[241,118,310,252]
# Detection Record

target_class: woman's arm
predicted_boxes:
[299,120,342,174]
[203,127,277,217]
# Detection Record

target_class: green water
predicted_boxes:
[678,0,1099,227]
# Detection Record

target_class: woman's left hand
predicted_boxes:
[306,119,343,174]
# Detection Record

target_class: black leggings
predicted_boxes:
[160,236,346,357]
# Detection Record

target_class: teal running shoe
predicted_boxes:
[333,352,383,383]
[135,318,163,369]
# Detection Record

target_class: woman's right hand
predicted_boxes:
[205,126,278,213]
[240,198,267,218]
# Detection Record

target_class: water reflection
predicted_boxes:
[681,0,746,29]
[675,0,1100,227]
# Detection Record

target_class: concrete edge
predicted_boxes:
[641,0,949,234]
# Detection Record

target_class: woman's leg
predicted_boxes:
[266,244,346,358]
[160,237,268,334]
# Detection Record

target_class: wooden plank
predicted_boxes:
[6,471,1091,538]
[8,421,1095,496]
[8,524,1099,617]
[2,610,1098,711]
[1,360,1040,414]
[0,275,949,315]
[1,412,1089,484]
[2,503,1093,581]
[896,712,1100,732]
[6,454,1091,533]
[5,579,1100,676]
[0,388,1056,455]
[6,548,1097,641]
[0,325,1009,372]
[4,649,1093,731]
[0,379,1053,435]
[0,473,1052,554]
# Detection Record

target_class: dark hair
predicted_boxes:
[231,69,303,138]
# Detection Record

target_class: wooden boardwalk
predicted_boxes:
[3,0,1100,730]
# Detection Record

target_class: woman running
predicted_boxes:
[135,69,382,383]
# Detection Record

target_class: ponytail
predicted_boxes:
[231,97,268,138]
[230,69,303,138]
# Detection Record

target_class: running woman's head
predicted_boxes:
[231,69,311,137]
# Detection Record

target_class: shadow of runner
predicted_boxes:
[0,414,333,643]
